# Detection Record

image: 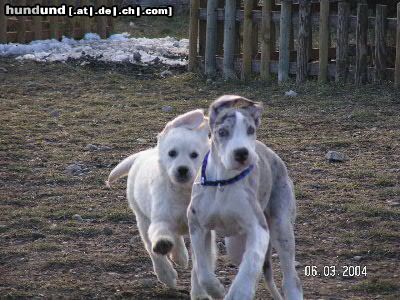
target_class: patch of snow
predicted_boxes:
[0,32,188,66]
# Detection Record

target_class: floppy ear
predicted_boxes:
[159,109,205,137]
[247,102,263,127]
[209,95,262,129]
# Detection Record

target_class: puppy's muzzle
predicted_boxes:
[234,148,249,164]
[175,166,191,183]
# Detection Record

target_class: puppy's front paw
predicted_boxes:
[224,286,253,300]
[153,237,174,255]
[200,277,225,299]
[154,263,178,288]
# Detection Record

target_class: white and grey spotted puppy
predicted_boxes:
[188,95,303,300]
[107,109,209,288]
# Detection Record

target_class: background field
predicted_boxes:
[1,17,400,299]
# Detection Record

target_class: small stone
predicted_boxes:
[103,227,113,236]
[136,138,147,144]
[326,151,346,162]
[272,253,278,258]
[285,90,298,97]
[65,164,83,175]
[133,52,141,62]
[160,70,173,78]
[85,144,99,151]
[353,255,362,261]
[72,214,83,222]
[0,67,8,72]
[161,105,173,112]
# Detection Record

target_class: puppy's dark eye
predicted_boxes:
[190,152,198,159]
[168,150,177,158]
[218,128,228,137]
[247,126,255,135]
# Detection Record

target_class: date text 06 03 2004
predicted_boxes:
[304,265,367,277]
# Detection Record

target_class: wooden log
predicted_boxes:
[296,0,311,83]
[32,0,42,40]
[16,0,26,43]
[223,0,237,79]
[96,0,107,39]
[242,0,254,80]
[319,0,329,82]
[278,0,291,83]
[261,0,273,81]
[205,0,218,76]
[336,1,350,83]
[396,3,400,87]
[355,4,368,85]
[189,0,200,71]
[375,5,387,83]
[199,0,207,56]
[0,0,7,43]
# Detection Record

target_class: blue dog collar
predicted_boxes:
[200,151,254,187]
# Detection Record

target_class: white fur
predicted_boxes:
[107,109,209,288]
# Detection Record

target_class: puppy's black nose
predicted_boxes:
[234,148,249,163]
[177,166,189,177]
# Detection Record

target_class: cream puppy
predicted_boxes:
[107,110,209,288]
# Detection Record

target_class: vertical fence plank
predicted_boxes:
[96,0,107,38]
[336,1,349,83]
[261,0,272,81]
[205,0,218,76]
[16,0,26,43]
[81,0,91,36]
[189,0,200,71]
[251,0,259,57]
[234,0,241,55]
[297,0,311,83]
[355,4,368,85]
[375,5,387,83]
[319,0,329,82]
[216,0,224,55]
[396,3,400,87]
[199,0,207,56]
[278,0,291,83]
[0,0,7,43]
[33,0,43,40]
[107,0,115,35]
[49,0,60,40]
[242,0,254,80]
[223,0,237,79]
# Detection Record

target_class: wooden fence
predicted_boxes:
[0,0,115,44]
[189,0,400,87]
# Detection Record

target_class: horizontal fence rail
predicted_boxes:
[189,0,400,86]
[0,0,115,44]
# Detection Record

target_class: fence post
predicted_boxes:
[242,0,254,80]
[278,0,291,83]
[33,0,43,40]
[49,0,60,39]
[336,1,349,83]
[199,0,207,57]
[216,0,224,55]
[296,0,311,83]
[251,0,259,57]
[189,0,200,71]
[0,0,7,44]
[223,0,237,79]
[319,0,329,82]
[16,0,26,43]
[81,0,91,36]
[261,0,272,81]
[96,0,107,38]
[107,0,115,35]
[396,2,400,87]
[205,0,218,76]
[375,5,387,83]
[355,4,368,85]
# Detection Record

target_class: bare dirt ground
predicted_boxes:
[1,55,399,300]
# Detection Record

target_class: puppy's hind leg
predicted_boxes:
[135,210,178,288]
[263,242,283,300]
[269,181,303,300]
[169,235,189,269]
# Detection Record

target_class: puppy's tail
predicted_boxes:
[106,153,139,188]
